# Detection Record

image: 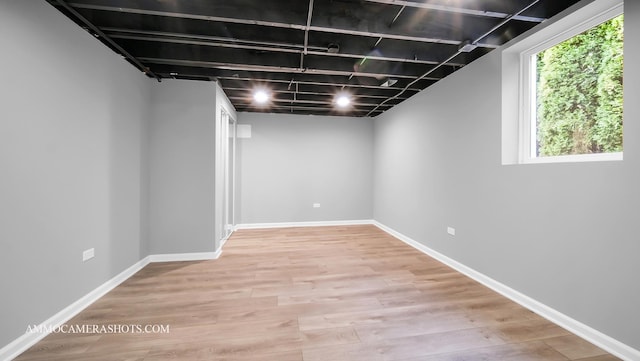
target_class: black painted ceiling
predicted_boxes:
[47,0,581,117]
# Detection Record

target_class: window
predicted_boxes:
[502,0,623,164]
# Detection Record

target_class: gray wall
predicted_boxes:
[0,0,150,348]
[373,1,640,350]
[236,112,374,224]
[147,79,217,254]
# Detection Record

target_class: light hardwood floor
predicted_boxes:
[15,225,619,360]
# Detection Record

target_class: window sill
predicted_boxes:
[520,152,623,164]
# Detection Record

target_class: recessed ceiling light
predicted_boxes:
[253,89,269,104]
[335,94,351,108]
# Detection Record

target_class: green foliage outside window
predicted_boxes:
[536,15,623,156]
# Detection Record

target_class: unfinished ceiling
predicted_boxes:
[47,0,581,117]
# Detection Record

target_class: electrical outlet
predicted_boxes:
[83,248,95,262]
[447,227,456,236]
[313,203,321,208]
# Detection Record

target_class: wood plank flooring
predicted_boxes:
[14,225,619,360]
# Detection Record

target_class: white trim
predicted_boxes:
[522,152,623,164]
[220,234,230,248]
[235,219,375,230]
[502,0,625,165]
[0,256,151,361]
[372,221,640,361]
[219,228,236,248]
[517,0,623,164]
[521,2,623,57]
[148,250,222,263]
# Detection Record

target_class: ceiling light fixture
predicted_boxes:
[253,89,270,104]
[335,94,351,108]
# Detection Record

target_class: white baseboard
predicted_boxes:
[0,249,224,361]
[219,229,235,248]
[235,219,375,230]
[148,250,221,263]
[373,221,640,361]
[0,256,150,361]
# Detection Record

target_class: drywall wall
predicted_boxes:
[147,79,217,254]
[373,0,640,351]
[236,112,374,224]
[0,0,150,348]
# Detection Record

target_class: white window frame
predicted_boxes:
[501,0,623,165]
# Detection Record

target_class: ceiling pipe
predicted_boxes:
[108,31,465,67]
[373,5,406,48]
[363,0,545,23]
[104,27,318,51]
[216,76,422,92]
[113,34,303,55]
[227,96,388,108]
[301,0,315,69]
[366,0,542,116]
[253,104,368,112]
[222,86,408,100]
[68,3,308,29]
[138,57,429,80]
[56,0,161,81]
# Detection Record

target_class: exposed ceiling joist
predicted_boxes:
[366,0,543,116]
[48,0,581,116]
[106,31,465,67]
[68,3,500,48]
